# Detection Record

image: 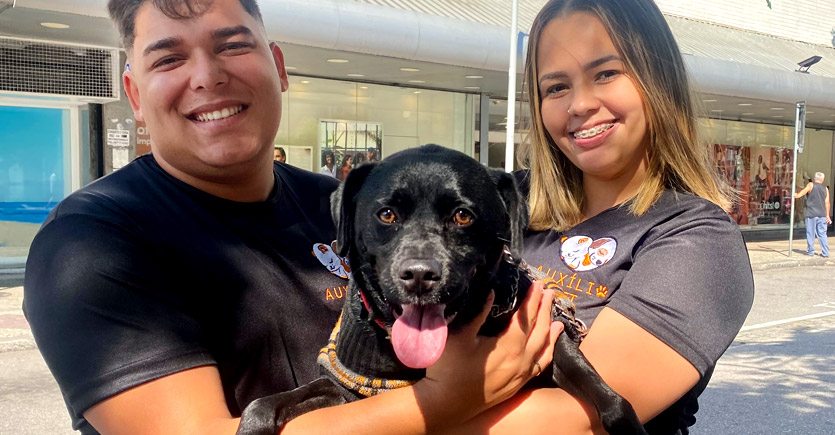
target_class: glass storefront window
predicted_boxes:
[275,77,474,174]
[0,105,71,256]
[700,118,834,228]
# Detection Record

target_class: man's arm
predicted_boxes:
[794,182,814,198]
[84,286,562,435]
[826,187,831,224]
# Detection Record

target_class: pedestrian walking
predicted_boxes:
[794,172,831,257]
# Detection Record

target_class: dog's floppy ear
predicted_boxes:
[331,162,378,257]
[488,169,529,258]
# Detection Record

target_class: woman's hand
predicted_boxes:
[417,282,562,426]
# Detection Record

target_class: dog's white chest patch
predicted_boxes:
[312,241,352,279]
[560,235,617,271]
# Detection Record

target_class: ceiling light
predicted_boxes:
[465,75,483,79]
[742,112,755,115]
[285,66,297,70]
[807,111,815,114]
[40,22,70,29]
[771,115,784,118]
[360,86,368,89]
[822,120,834,123]
[465,86,480,90]
[347,73,365,77]
[408,80,425,83]
[413,91,422,94]
[770,107,785,111]
[327,58,349,63]
[702,99,717,103]
[300,80,310,84]
[400,67,420,72]
[737,103,752,106]
[711,109,724,112]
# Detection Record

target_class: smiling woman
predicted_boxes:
[448,0,754,433]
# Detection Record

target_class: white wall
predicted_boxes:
[655,0,835,47]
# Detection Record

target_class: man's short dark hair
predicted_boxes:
[108,0,263,51]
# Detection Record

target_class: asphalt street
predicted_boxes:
[691,265,835,435]
[1,263,833,434]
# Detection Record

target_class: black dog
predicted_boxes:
[237,145,645,434]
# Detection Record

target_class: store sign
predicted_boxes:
[136,120,151,156]
[795,101,806,154]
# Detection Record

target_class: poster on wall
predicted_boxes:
[747,146,793,226]
[319,120,383,180]
[107,128,130,169]
[714,144,749,224]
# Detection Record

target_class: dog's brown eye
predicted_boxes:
[378,208,397,224]
[452,209,473,226]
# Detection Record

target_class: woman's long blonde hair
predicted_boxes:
[521,0,733,232]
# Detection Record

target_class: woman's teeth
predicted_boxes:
[573,123,614,139]
[195,105,243,122]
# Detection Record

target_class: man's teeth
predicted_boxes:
[573,123,614,139]
[194,105,243,122]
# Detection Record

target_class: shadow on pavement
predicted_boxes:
[693,322,835,434]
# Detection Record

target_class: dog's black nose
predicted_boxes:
[399,259,442,294]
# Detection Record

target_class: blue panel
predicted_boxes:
[0,106,67,224]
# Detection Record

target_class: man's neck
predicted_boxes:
[154,155,275,202]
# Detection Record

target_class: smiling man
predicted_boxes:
[22,1,559,434]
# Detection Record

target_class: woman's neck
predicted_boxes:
[581,159,649,220]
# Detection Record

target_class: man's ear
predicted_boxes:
[330,162,378,257]
[269,42,289,92]
[123,67,144,122]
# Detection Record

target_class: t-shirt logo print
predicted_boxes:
[312,241,352,279]
[560,235,617,271]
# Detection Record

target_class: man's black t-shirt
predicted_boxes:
[23,155,348,433]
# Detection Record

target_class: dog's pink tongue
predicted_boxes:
[392,304,448,369]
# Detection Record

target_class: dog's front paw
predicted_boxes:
[598,396,647,435]
[237,378,346,435]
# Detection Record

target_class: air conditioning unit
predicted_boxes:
[0,36,120,102]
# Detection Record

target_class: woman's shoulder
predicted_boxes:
[644,190,742,244]
[653,190,733,221]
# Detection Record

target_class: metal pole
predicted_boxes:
[504,0,519,172]
[480,93,490,166]
[789,101,806,256]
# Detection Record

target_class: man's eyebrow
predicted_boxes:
[142,37,181,57]
[211,25,254,40]
[538,55,622,86]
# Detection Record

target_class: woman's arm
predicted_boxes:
[84,285,562,435]
[442,307,699,434]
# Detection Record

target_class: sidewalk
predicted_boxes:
[2,237,833,353]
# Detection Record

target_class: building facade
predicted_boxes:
[2,0,835,261]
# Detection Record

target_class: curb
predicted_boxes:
[0,338,37,353]
[750,258,832,271]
